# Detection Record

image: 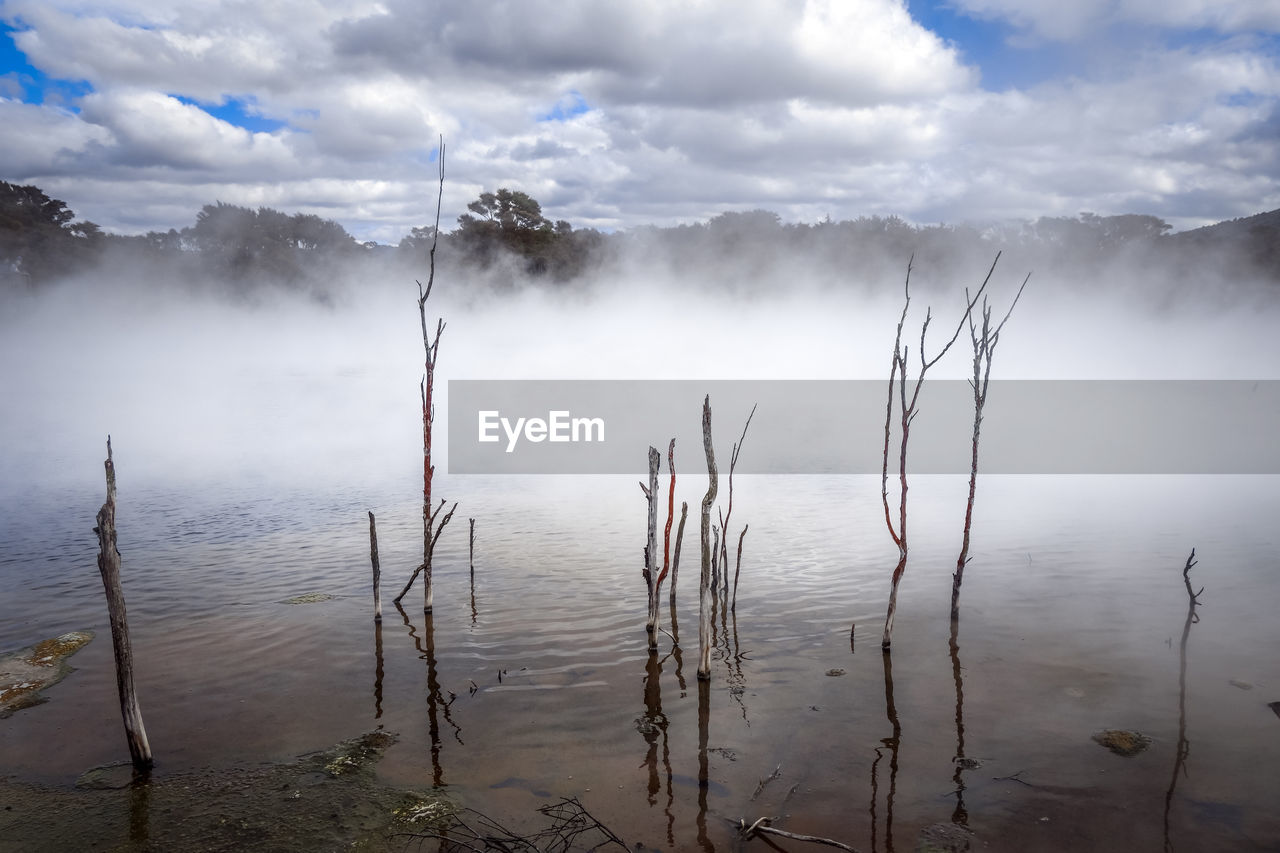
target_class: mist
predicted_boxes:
[3,237,1279,502]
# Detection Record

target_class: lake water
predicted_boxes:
[3,281,1280,851]
[3,468,1279,851]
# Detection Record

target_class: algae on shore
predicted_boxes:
[0,729,452,852]
[0,631,94,718]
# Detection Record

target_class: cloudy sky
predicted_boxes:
[2,0,1278,243]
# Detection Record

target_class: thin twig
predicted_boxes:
[738,817,860,852]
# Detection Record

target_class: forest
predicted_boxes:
[2,178,1278,300]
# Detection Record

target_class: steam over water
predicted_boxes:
[2,269,1280,850]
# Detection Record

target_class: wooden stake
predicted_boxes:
[469,517,476,575]
[93,436,153,772]
[369,511,382,622]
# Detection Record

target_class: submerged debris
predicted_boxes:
[916,821,976,852]
[400,797,627,853]
[1092,729,1152,756]
[281,592,335,605]
[0,631,94,718]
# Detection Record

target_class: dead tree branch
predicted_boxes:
[399,136,454,613]
[952,265,1029,620]
[880,255,994,651]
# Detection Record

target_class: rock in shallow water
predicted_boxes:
[0,631,94,718]
[1092,729,1152,756]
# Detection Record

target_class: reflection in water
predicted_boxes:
[373,619,384,720]
[639,651,677,845]
[949,621,968,827]
[870,650,901,853]
[396,603,462,788]
[696,677,714,853]
[1163,550,1202,852]
[470,568,477,628]
[670,602,687,697]
[128,778,150,846]
[720,601,750,724]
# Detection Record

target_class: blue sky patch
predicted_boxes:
[538,90,590,122]
[908,0,1068,91]
[171,94,288,133]
[1,22,93,109]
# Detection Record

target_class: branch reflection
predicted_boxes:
[396,602,462,788]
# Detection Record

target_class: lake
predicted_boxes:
[2,280,1279,851]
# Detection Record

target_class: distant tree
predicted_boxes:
[0,180,102,284]
[181,202,356,283]
[399,225,438,256]
[462,188,549,231]
[452,187,565,276]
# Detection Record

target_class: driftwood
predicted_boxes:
[737,817,859,852]
[93,436,153,772]
[880,255,993,651]
[368,511,382,622]
[401,797,627,852]
[698,395,718,680]
[952,267,1029,620]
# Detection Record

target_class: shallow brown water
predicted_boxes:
[3,471,1279,852]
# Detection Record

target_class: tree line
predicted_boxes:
[2,178,1276,295]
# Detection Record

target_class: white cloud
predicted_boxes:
[0,0,1276,238]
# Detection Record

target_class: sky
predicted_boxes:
[1,0,1278,243]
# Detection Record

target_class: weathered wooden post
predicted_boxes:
[698,396,718,680]
[640,446,661,650]
[369,511,382,622]
[93,436,153,772]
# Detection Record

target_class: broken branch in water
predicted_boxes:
[736,817,860,852]
[751,763,782,800]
